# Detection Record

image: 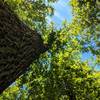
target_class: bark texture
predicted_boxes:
[0,0,47,94]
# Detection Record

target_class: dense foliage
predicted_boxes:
[0,0,100,100]
[71,0,100,64]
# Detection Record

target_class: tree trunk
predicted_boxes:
[0,0,47,94]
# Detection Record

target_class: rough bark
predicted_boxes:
[0,0,47,94]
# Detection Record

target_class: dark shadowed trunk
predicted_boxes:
[0,0,48,94]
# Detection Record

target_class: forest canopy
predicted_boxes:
[0,0,100,100]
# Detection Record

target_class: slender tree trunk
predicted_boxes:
[0,0,47,94]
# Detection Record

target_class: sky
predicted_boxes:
[47,0,73,28]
